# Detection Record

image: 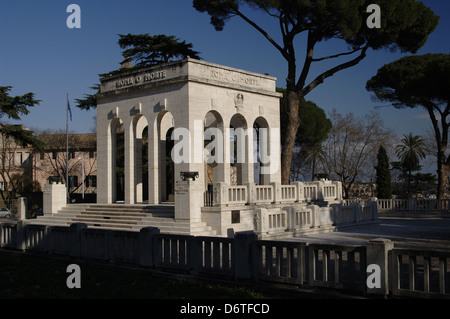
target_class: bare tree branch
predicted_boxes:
[311,47,363,62]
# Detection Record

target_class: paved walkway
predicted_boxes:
[286,213,450,250]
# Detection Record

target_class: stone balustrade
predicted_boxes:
[252,200,378,237]
[210,179,343,207]
[350,198,450,213]
[1,222,448,298]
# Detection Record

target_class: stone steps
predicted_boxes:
[29,204,216,236]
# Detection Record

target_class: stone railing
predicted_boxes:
[227,185,247,204]
[253,200,378,237]
[1,222,449,298]
[344,198,450,213]
[376,199,450,213]
[209,179,342,207]
[255,185,273,203]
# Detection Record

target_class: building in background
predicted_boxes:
[0,130,97,205]
[33,133,97,202]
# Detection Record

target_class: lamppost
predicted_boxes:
[78,154,85,202]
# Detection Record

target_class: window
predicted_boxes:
[25,152,31,164]
[231,210,240,224]
[69,176,78,188]
[86,175,97,188]
[40,152,44,160]
[89,151,94,159]
[0,182,6,191]
[16,152,23,165]
[52,152,57,160]
[9,153,14,166]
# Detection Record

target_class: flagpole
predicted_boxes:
[66,93,69,204]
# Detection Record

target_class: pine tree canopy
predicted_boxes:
[118,34,201,67]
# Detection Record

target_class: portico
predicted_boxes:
[36,57,376,237]
[96,58,283,226]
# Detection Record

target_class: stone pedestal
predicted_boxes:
[17,197,27,220]
[43,182,67,216]
[175,179,203,222]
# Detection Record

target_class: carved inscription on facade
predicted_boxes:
[116,70,167,88]
[210,70,260,87]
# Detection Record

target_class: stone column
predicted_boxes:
[259,126,281,185]
[242,128,254,185]
[124,120,135,204]
[214,126,231,185]
[96,118,109,203]
[109,120,118,203]
[135,134,143,203]
[147,122,160,204]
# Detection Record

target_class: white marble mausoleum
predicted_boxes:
[36,58,378,238]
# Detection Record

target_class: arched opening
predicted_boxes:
[142,126,149,202]
[165,127,175,202]
[230,114,251,185]
[204,110,225,189]
[158,111,175,202]
[253,116,270,185]
[132,115,149,203]
[109,118,124,203]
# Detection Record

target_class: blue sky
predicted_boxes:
[1,0,449,139]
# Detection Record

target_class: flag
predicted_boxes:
[68,100,73,121]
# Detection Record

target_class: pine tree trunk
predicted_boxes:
[437,160,450,201]
[280,90,301,185]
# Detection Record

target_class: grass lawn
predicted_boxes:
[0,250,274,299]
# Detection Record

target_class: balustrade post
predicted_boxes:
[139,226,160,267]
[333,181,343,201]
[246,182,256,205]
[366,238,393,296]
[308,204,320,228]
[283,206,295,231]
[213,182,227,206]
[408,198,416,212]
[18,197,27,220]
[69,222,87,258]
[234,231,257,279]
[16,221,26,251]
[270,182,281,203]
[292,182,304,202]
[354,202,362,224]
[330,203,342,225]
[370,200,379,220]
